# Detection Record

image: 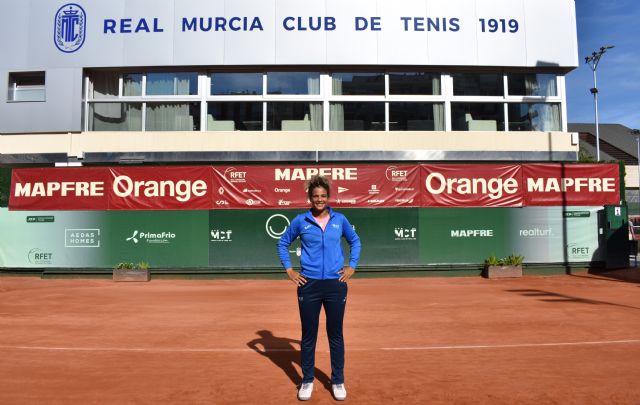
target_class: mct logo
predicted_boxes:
[210,229,233,242]
[394,228,417,240]
[54,3,87,53]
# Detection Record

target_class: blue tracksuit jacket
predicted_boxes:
[277,208,361,279]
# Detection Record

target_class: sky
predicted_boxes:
[566,0,640,128]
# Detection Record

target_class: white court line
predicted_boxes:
[0,339,638,354]
[380,339,640,351]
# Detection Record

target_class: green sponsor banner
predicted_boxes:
[0,208,110,268]
[209,209,304,268]
[0,208,209,268]
[104,210,209,268]
[419,207,602,265]
[345,208,419,266]
[208,208,419,268]
[420,208,511,264]
[0,206,603,270]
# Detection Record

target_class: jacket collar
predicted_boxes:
[304,206,334,222]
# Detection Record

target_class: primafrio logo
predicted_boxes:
[54,3,87,53]
[126,230,176,244]
[265,214,290,239]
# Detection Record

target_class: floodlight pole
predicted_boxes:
[585,45,614,161]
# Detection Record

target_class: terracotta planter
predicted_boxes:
[483,265,522,279]
[113,268,150,282]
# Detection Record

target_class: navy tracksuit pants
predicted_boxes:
[297,278,348,384]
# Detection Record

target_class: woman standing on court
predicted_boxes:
[277,175,361,401]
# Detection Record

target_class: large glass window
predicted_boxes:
[389,72,441,95]
[508,103,561,131]
[389,103,445,131]
[267,102,322,131]
[330,102,385,131]
[451,103,504,131]
[452,73,503,96]
[123,73,142,96]
[207,102,262,131]
[89,103,142,131]
[211,73,262,95]
[267,72,320,95]
[89,71,118,99]
[508,74,557,97]
[145,102,200,131]
[332,73,384,95]
[146,72,198,96]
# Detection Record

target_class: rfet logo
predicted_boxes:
[54,3,87,53]
[224,167,247,183]
[385,166,409,182]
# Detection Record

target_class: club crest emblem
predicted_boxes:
[54,3,86,53]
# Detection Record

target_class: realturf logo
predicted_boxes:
[126,230,176,244]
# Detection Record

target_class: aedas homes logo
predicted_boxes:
[126,230,176,245]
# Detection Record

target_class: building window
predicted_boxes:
[389,103,445,131]
[146,72,198,96]
[123,73,143,96]
[267,102,322,131]
[207,102,262,131]
[89,71,119,99]
[330,102,385,131]
[332,73,385,95]
[145,102,200,131]
[508,103,561,131]
[267,72,320,95]
[508,74,557,97]
[7,71,46,102]
[389,72,441,95]
[89,103,142,131]
[451,103,504,131]
[452,73,503,96]
[211,73,262,95]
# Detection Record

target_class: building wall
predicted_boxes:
[0,0,579,161]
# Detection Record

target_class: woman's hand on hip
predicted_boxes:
[339,266,355,282]
[286,268,307,286]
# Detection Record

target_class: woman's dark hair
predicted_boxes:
[306,175,331,200]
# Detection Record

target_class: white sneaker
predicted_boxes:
[298,382,313,401]
[332,383,347,401]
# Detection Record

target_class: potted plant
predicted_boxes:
[113,261,150,282]
[483,254,524,279]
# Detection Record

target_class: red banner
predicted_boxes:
[421,164,524,207]
[10,168,110,211]
[523,164,620,206]
[212,164,420,209]
[9,164,620,210]
[108,166,215,210]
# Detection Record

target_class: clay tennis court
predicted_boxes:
[1,270,640,404]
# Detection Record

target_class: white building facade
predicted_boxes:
[0,0,579,164]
